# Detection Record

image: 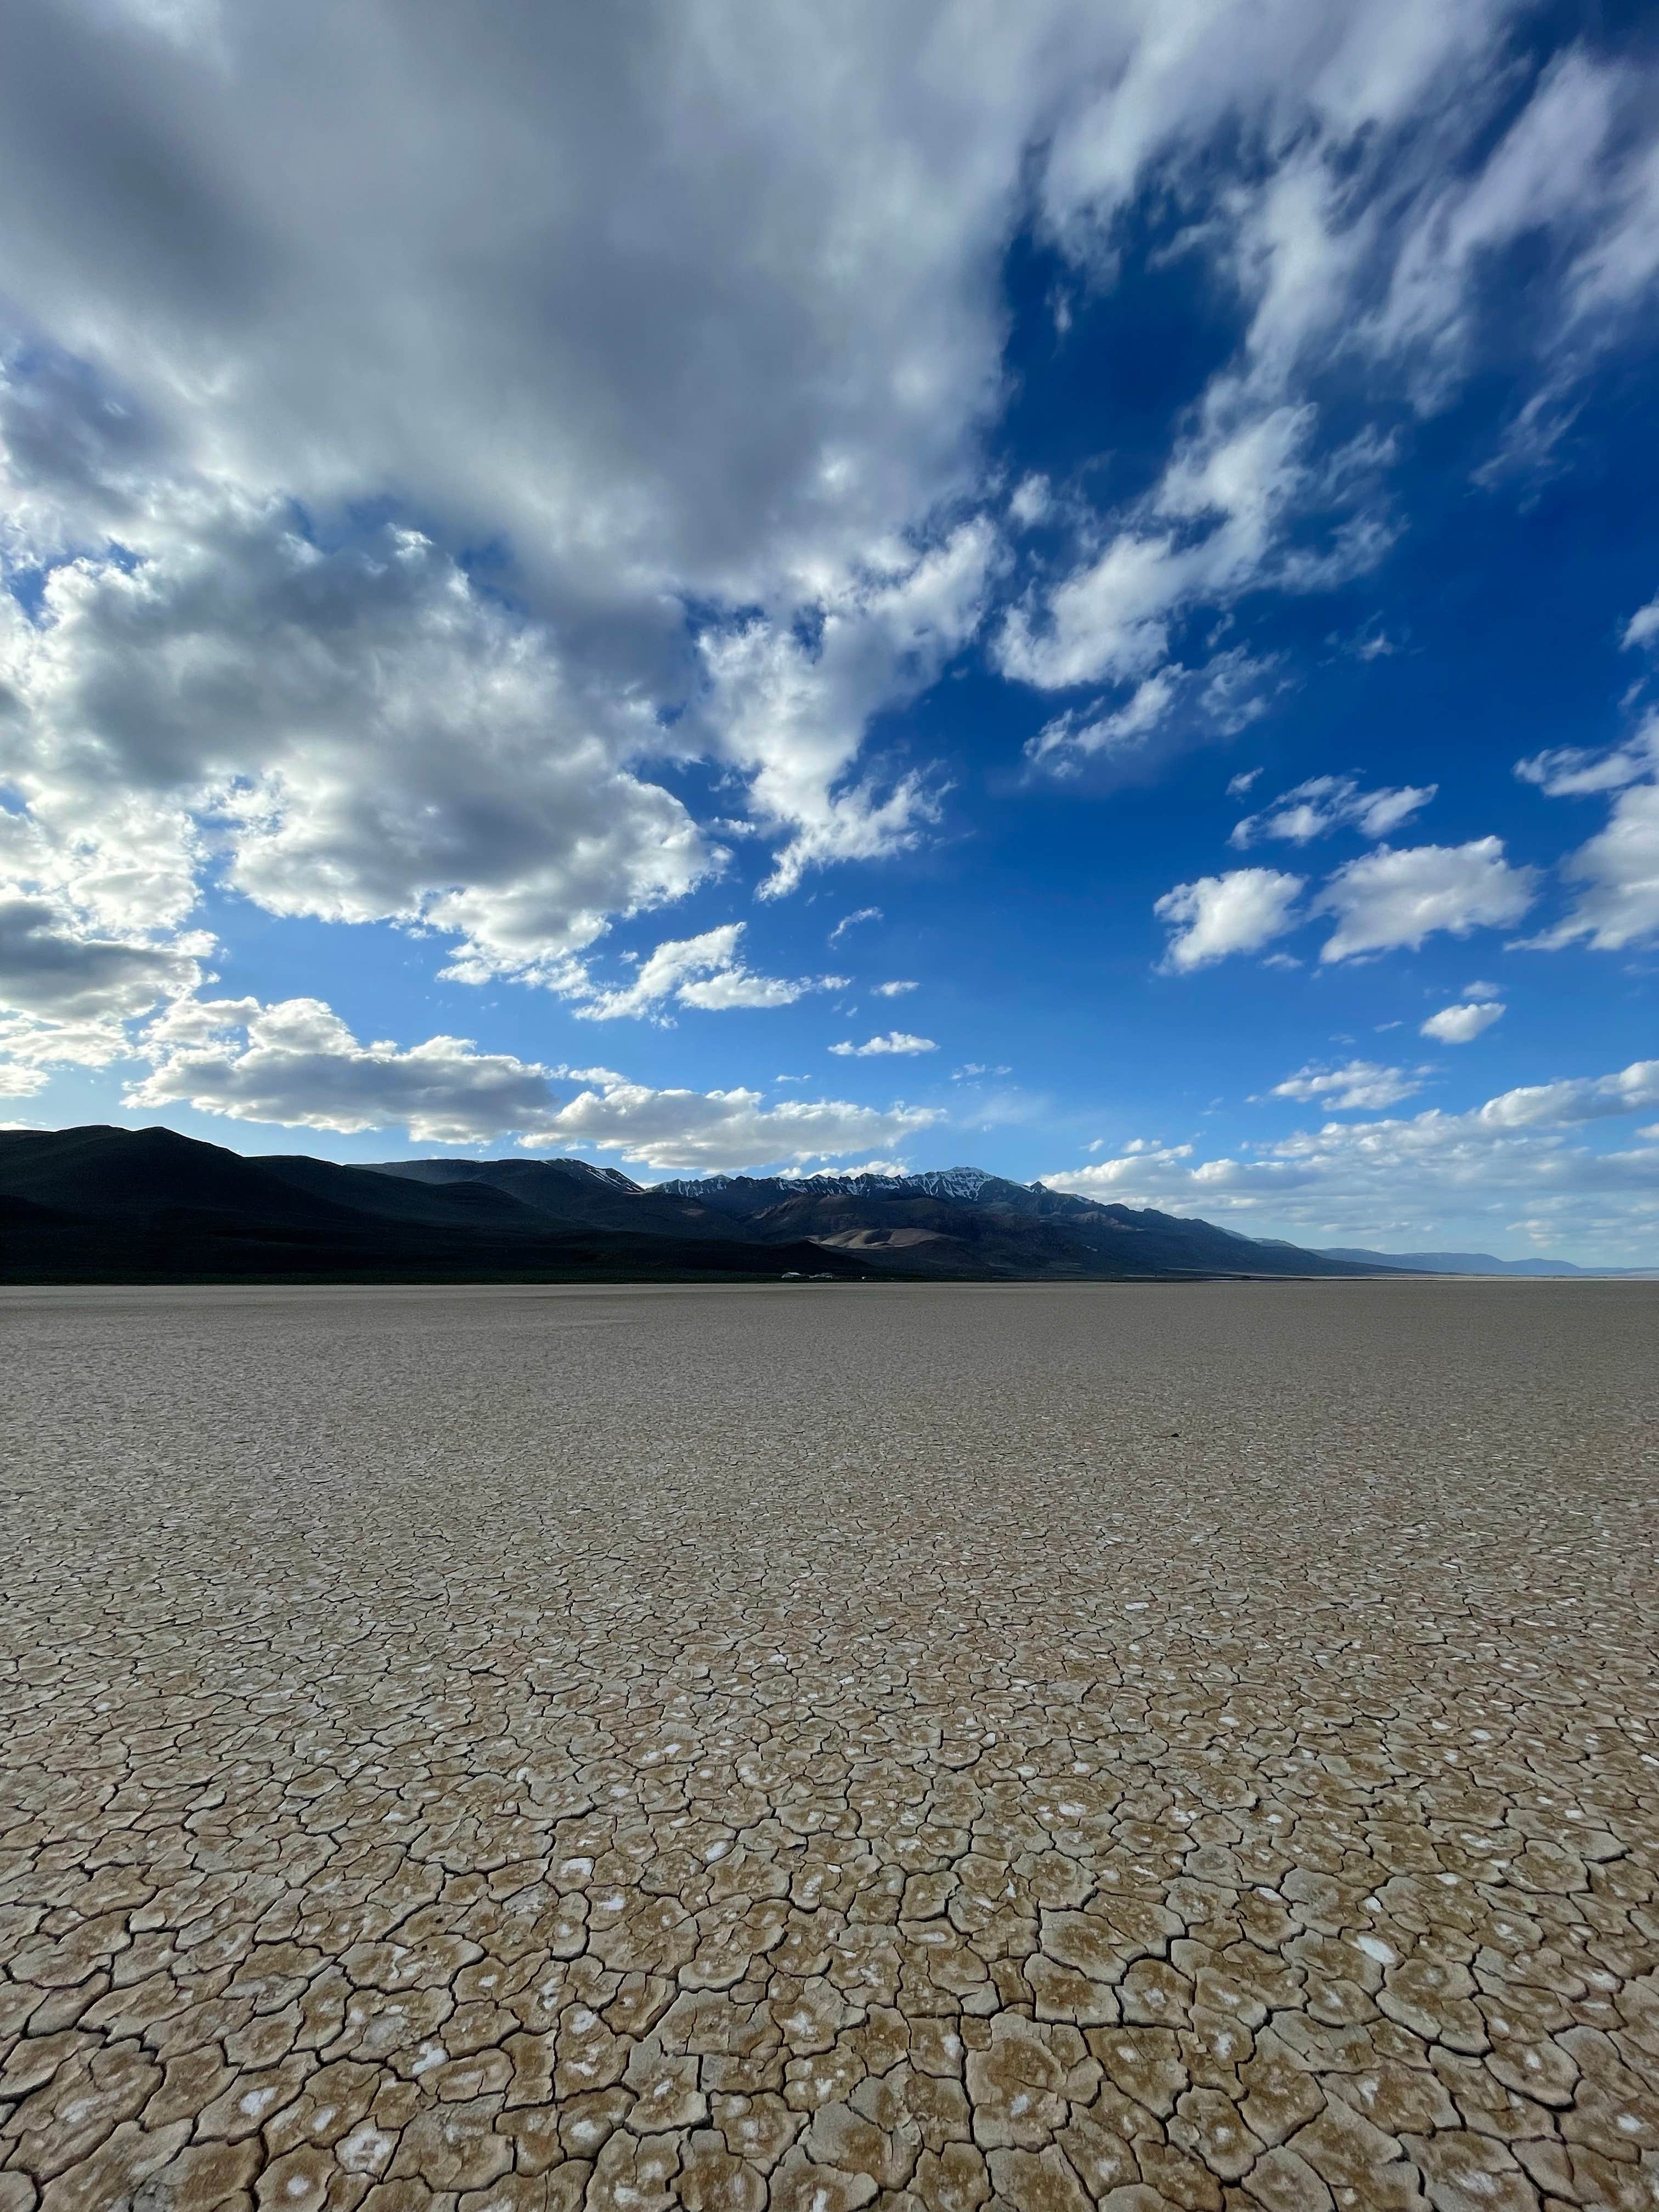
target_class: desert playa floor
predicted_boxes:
[1,1280,1656,2212]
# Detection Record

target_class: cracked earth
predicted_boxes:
[2,1279,1657,2212]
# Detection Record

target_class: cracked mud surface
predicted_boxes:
[2,1277,1657,2212]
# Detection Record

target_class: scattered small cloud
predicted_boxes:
[953,1062,1012,1080]
[1423,998,1505,1043]
[569,924,839,1021]
[829,907,883,946]
[1230,774,1435,850]
[1226,768,1263,798]
[1155,868,1305,971]
[1008,474,1051,528]
[828,1030,937,1057]
[872,979,918,996]
[1269,1059,1424,1110]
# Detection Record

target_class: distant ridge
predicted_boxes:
[0,1126,1403,1283]
[1318,1245,1656,1279]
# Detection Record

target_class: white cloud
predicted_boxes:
[519,1077,940,1174]
[0,0,1655,1054]
[700,520,995,895]
[828,1030,937,1057]
[1314,839,1537,962]
[1622,595,1659,652]
[1515,723,1658,798]
[1230,774,1435,849]
[129,996,571,1143]
[567,923,838,1022]
[872,979,918,996]
[1007,21,1659,778]
[1470,1059,1659,1132]
[0,493,711,988]
[126,992,940,1165]
[1227,767,1263,798]
[1543,782,1659,951]
[0,805,212,1070]
[0,891,207,1023]
[1422,998,1505,1043]
[1041,1056,1659,1258]
[1270,1059,1422,1110]
[830,907,882,945]
[780,1158,910,1178]
[1154,867,1304,972]
[1517,719,1659,952]
[1000,404,1369,771]
[1024,649,1274,776]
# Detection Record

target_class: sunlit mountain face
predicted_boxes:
[3,0,1658,1263]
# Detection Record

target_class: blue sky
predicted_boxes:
[2,0,1658,1258]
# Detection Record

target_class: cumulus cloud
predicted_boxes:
[1624,596,1659,653]
[518,1077,940,1173]
[0,493,711,986]
[872,979,918,996]
[127,993,940,1165]
[1314,839,1538,962]
[0,0,1650,1030]
[1470,1059,1659,1132]
[1230,774,1436,849]
[1269,1060,1422,1110]
[0,805,211,1071]
[1422,998,1505,1043]
[0,891,206,1023]
[1517,719,1659,952]
[1154,868,1304,971]
[567,923,839,1022]
[1042,1057,1659,1255]
[129,997,572,1143]
[828,1030,937,1057]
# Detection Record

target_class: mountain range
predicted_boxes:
[1315,1246,1656,1278]
[0,1126,1406,1284]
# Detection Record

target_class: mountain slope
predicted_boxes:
[0,1128,1400,1283]
[656,1170,1392,1278]
[0,1128,861,1282]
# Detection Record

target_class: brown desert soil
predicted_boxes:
[1,1278,1656,2212]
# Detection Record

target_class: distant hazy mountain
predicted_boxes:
[0,1128,1399,1283]
[1316,1246,1652,1277]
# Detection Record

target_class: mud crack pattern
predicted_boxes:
[2,1279,1657,2212]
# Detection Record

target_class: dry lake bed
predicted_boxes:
[1,1279,1656,2212]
